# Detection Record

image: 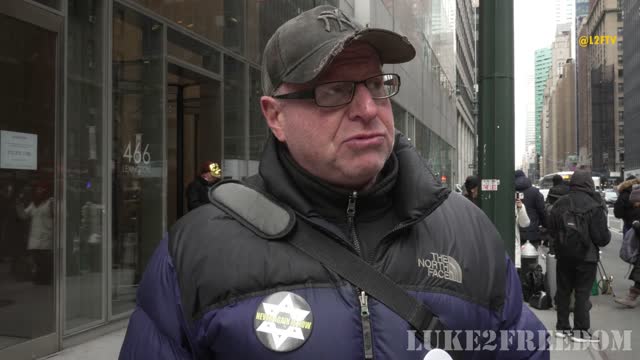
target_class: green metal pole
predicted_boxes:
[478,0,515,259]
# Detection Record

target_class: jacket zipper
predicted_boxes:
[346,192,374,359]
[359,290,374,359]
[346,191,361,254]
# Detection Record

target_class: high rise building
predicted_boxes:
[623,0,640,178]
[577,0,624,176]
[534,48,552,156]
[541,24,573,175]
[456,0,478,183]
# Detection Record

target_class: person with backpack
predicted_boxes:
[614,186,640,308]
[546,175,569,206]
[613,175,640,234]
[548,170,611,343]
[543,175,570,254]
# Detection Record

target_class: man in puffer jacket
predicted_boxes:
[614,175,640,234]
[515,170,546,247]
[119,6,548,359]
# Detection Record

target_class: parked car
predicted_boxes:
[604,189,618,206]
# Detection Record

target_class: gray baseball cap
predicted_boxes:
[261,5,416,95]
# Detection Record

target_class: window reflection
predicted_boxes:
[223,55,247,179]
[0,12,56,349]
[65,0,105,331]
[249,67,267,175]
[111,4,163,316]
[133,0,244,54]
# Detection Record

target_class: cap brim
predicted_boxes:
[354,28,416,64]
[281,28,415,85]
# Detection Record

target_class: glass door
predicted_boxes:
[0,1,62,359]
[166,62,221,225]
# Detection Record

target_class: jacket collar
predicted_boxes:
[257,131,450,224]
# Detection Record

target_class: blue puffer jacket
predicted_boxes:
[119,134,549,359]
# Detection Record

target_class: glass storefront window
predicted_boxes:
[0,11,57,349]
[247,0,339,63]
[133,0,244,54]
[65,0,105,332]
[223,55,247,179]
[111,4,164,316]
[33,0,60,10]
[249,67,267,175]
[167,29,220,74]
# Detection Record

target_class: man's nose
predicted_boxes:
[347,83,378,122]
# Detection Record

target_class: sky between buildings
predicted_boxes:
[514,0,558,168]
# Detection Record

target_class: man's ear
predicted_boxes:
[261,96,286,142]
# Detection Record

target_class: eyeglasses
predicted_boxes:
[272,73,401,108]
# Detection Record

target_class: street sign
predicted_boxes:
[481,179,500,191]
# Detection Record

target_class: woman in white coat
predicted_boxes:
[515,194,531,269]
[17,180,54,284]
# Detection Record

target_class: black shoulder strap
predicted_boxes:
[210,182,460,357]
[292,220,457,355]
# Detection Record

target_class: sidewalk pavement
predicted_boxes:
[42,329,124,360]
[41,219,638,360]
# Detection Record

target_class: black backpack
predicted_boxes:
[555,197,595,260]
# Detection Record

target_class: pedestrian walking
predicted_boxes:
[548,170,611,343]
[614,175,640,234]
[515,192,531,270]
[463,175,480,206]
[614,185,640,308]
[515,170,546,248]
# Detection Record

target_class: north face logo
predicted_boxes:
[317,9,356,32]
[418,253,463,284]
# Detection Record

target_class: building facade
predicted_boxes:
[623,0,640,178]
[541,24,573,175]
[578,0,624,176]
[456,0,477,184]
[0,1,458,359]
[534,48,552,176]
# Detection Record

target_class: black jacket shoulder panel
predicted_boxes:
[208,180,295,239]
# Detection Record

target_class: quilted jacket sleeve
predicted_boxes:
[119,236,196,360]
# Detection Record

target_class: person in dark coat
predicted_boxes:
[463,175,480,206]
[548,170,611,343]
[515,170,546,247]
[186,161,221,211]
[614,186,640,308]
[546,174,569,205]
[614,175,640,234]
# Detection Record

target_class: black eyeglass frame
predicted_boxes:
[271,73,401,108]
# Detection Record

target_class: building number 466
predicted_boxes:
[122,140,151,165]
